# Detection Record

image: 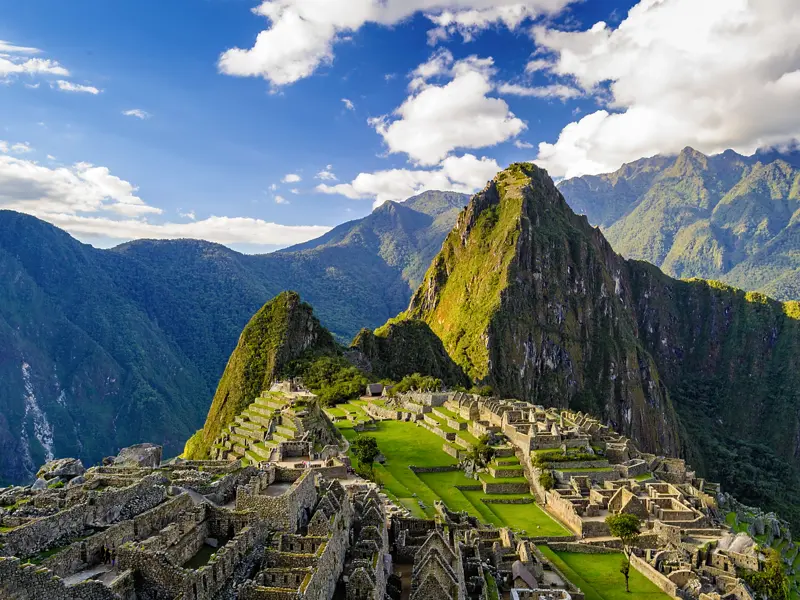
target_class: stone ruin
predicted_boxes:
[0,384,778,600]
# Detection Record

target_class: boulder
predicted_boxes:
[31,478,47,491]
[36,458,85,481]
[113,443,163,468]
[66,475,86,489]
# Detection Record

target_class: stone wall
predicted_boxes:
[0,556,122,600]
[630,554,679,598]
[237,470,318,533]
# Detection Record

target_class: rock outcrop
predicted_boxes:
[113,443,163,468]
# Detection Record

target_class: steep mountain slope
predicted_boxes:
[558,148,800,300]
[0,213,209,485]
[184,291,338,459]
[406,163,800,525]
[0,192,467,485]
[350,319,470,386]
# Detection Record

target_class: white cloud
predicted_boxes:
[426,5,539,44]
[282,173,301,183]
[316,165,338,181]
[525,58,553,73]
[372,53,526,165]
[497,82,582,100]
[514,140,534,149]
[275,195,289,204]
[218,0,575,87]
[54,80,100,94]
[0,141,33,154]
[269,183,279,191]
[0,152,330,247]
[0,57,69,77]
[180,210,197,220]
[317,153,499,208]
[0,40,42,54]
[44,214,329,248]
[532,0,800,178]
[290,188,300,194]
[24,82,41,89]
[46,154,56,161]
[123,109,151,120]
[341,98,355,111]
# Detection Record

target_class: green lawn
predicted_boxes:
[334,419,569,537]
[538,548,673,600]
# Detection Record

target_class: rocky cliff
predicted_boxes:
[184,291,337,459]
[406,163,800,523]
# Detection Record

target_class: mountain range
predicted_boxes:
[0,190,468,485]
[559,146,800,300]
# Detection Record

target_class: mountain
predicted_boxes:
[0,190,468,485]
[405,163,800,526]
[350,319,470,386]
[558,147,800,300]
[184,291,338,459]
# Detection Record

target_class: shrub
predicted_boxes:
[538,471,556,491]
[394,373,443,393]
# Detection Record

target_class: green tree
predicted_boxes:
[352,436,380,474]
[606,513,642,592]
[468,434,496,468]
[740,548,789,600]
[394,373,443,393]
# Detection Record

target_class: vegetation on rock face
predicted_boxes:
[558,147,800,301]
[286,355,367,407]
[351,435,380,475]
[350,319,469,387]
[403,162,800,528]
[391,373,443,394]
[739,548,789,600]
[184,291,338,459]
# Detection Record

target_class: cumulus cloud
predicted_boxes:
[372,52,526,165]
[218,0,575,87]
[282,173,301,183]
[317,153,499,207]
[123,109,151,120]
[274,195,289,204]
[54,80,100,94]
[532,0,800,178]
[0,40,42,54]
[0,153,330,248]
[514,140,534,149]
[341,98,355,111]
[316,165,338,181]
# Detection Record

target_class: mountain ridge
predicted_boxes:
[0,191,469,485]
[558,147,800,300]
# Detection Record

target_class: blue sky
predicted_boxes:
[1,0,799,251]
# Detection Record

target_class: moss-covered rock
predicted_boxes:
[184,291,337,458]
[350,319,469,387]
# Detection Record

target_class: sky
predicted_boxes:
[1,0,800,252]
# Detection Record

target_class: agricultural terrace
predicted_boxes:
[539,548,672,600]
[329,406,569,536]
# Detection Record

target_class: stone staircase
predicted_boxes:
[211,393,300,464]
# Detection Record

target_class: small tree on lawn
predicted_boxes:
[606,513,641,593]
[352,436,380,475]
[468,434,496,469]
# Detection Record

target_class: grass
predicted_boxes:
[333,418,569,538]
[539,548,673,600]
